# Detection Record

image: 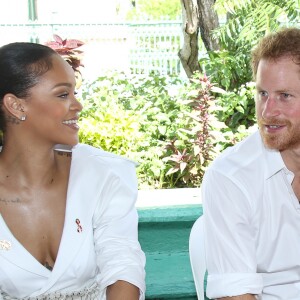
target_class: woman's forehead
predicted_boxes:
[38,55,75,83]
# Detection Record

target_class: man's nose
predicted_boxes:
[261,96,280,119]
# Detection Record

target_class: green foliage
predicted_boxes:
[162,73,218,187]
[199,0,300,136]
[78,71,188,189]
[215,0,300,43]
[127,0,181,20]
[79,0,300,188]
[214,82,256,131]
[200,49,251,91]
[213,0,300,60]
[78,70,237,189]
[116,72,187,188]
[200,49,254,133]
[79,78,143,158]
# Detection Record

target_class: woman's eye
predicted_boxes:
[59,93,69,98]
[58,90,77,99]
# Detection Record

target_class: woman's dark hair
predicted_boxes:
[0,42,57,132]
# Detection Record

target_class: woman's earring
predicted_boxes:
[19,107,26,121]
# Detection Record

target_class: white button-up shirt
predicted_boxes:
[202,130,300,299]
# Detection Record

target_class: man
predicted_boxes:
[202,27,300,299]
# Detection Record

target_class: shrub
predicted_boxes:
[79,76,143,158]
[162,73,223,187]
[78,71,253,189]
[78,71,187,189]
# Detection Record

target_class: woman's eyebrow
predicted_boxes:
[52,82,73,89]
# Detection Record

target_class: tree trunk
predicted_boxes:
[179,0,219,78]
[198,0,220,51]
[179,0,201,78]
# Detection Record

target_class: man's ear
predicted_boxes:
[2,93,26,119]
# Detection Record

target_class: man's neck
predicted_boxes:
[280,148,300,176]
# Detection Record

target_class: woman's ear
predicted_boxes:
[3,93,26,121]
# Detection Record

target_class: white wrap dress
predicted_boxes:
[0,144,146,299]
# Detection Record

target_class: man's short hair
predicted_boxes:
[251,27,300,79]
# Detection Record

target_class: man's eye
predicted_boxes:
[257,91,268,100]
[282,93,290,98]
[276,93,293,101]
[259,91,268,97]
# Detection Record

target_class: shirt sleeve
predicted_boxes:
[202,169,263,298]
[92,159,146,299]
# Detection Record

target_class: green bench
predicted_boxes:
[138,204,203,299]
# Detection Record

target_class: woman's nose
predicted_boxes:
[71,96,83,112]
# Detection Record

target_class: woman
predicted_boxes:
[0,42,145,299]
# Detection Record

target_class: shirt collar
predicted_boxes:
[261,136,289,180]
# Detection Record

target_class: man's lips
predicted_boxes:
[265,125,284,128]
[262,124,286,132]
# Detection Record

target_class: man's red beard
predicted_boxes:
[257,118,300,151]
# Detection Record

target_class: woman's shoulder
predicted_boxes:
[72,143,137,167]
[71,144,138,189]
